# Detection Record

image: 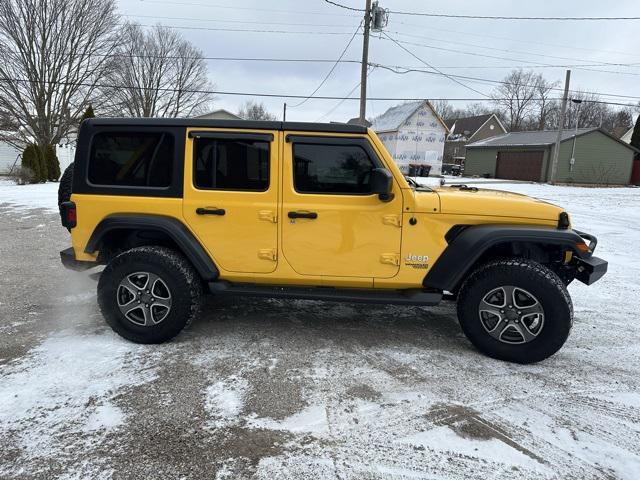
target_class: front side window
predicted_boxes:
[89,132,173,187]
[194,138,270,191]
[293,143,377,194]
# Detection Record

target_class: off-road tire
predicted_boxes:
[457,258,573,364]
[58,163,74,231]
[58,162,74,205]
[98,246,202,344]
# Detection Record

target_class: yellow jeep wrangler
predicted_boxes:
[58,118,607,363]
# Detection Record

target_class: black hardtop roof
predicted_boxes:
[84,118,368,134]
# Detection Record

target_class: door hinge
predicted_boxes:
[258,248,278,261]
[380,253,400,266]
[258,210,277,223]
[382,214,402,227]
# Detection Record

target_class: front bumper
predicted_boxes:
[60,247,96,271]
[575,255,608,285]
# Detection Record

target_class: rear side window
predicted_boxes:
[194,138,270,191]
[293,143,376,194]
[88,132,173,187]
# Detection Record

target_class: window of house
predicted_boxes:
[194,138,270,191]
[88,132,173,187]
[292,143,377,194]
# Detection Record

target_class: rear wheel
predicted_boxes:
[58,162,74,205]
[457,258,573,363]
[58,163,74,231]
[97,246,202,343]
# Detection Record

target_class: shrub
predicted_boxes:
[21,144,47,182]
[8,166,36,185]
[43,144,61,181]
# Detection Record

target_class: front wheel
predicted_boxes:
[457,258,573,364]
[97,246,202,343]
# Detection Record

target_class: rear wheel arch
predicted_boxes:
[86,214,219,282]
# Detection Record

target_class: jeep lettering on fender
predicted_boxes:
[404,253,429,269]
[58,118,607,363]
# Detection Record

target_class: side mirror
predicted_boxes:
[370,168,394,201]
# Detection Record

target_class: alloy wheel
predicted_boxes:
[478,285,545,344]
[117,271,172,326]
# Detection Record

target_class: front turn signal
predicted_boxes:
[575,241,590,254]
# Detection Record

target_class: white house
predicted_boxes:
[372,100,449,176]
[0,137,22,175]
[195,109,242,120]
[0,131,75,179]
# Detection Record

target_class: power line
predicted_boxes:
[126,13,640,61]
[394,21,640,60]
[316,80,363,122]
[316,66,376,121]
[135,23,355,35]
[321,0,640,21]
[373,36,640,77]
[371,63,640,100]
[119,21,640,77]
[288,22,363,108]
[134,0,358,17]
[380,31,490,97]
[123,14,358,28]
[1,77,637,107]
[322,0,364,12]
[387,11,640,21]
[389,30,640,68]
[18,47,638,75]
[7,47,639,75]
[125,13,640,61]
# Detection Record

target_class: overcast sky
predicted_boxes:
[118,0,640,122]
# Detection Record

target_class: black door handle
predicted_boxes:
[196,207,226,216]
[288,211,318,219]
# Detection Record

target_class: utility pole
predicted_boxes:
[570,99,583,172]
[358,0,372,126]
[549,69,571,184]
[283,103,287,122]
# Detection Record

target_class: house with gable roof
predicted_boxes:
[372,100,449,176]
[444,113,507,165]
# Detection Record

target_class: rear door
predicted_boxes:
[281,134,403,279]
[182,129,279,274]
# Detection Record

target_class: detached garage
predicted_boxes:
[465,128,638,185]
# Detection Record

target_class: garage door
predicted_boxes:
[496,151,544,181]
[631,158,640,186]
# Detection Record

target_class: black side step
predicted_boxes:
[208,282,442,306]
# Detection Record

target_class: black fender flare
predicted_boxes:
[423,225,588,292]
[85,214,219,281]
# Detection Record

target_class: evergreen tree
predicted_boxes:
[21,144,47,182]
[80,105,95,124]
[44,144,61,181]
[631,116,640,151]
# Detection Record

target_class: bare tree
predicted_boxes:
[491,69,544,131]
[102,23,214,118]
[0,0,119,148]
[238,100,277,121]
[430,99,455,121]
[535,77,560,130]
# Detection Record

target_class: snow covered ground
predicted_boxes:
[0,179,59,213]
[1,178,639,479]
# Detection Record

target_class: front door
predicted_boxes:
[281,134,403,279]
[183,129,279,274]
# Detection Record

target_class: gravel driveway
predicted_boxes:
[1,185,639,479]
